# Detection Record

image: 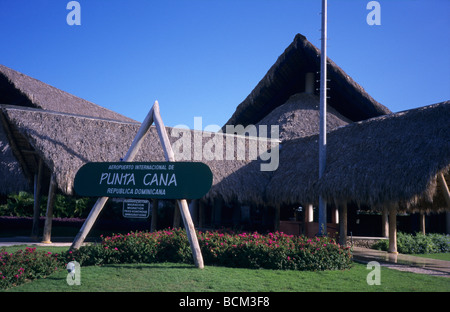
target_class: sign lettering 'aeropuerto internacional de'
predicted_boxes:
[74,161,213,199]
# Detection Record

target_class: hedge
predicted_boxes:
[372,232,450,254]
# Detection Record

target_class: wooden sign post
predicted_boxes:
[70,101,205,269]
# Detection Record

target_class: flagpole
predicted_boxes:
[318,0,328,236]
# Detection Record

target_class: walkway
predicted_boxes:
[352,246,450,278]
[0,236,90,247]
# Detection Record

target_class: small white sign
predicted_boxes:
[122,199,150,218]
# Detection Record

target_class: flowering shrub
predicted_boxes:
[0,247,60,289]
[66,228,352,271]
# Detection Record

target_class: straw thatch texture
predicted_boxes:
[267,101,450,212]
[0,64,135,123]
[256,92,350,141]
[0,123,30,194]
[265,135,320,206]
[224,34,391,129]
[0,64,137,195]
[1,106,276,203]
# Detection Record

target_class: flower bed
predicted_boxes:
[66,228,352,271]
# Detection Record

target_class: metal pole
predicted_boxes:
[318,0,328,236]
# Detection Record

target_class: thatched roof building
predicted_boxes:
[266,101,450,212]
[224,34,391,130]
[0,64,135,195]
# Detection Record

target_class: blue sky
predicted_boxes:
[1,0,449,129]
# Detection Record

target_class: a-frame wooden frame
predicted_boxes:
[70,101,204,269]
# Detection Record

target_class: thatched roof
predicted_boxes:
[0,118,30,194]
[266,101,450,212]
[256,92,350,141]
[224,34,391,129]
[0,105,276,203]
[0,64,135,122]
[0,64,136,195]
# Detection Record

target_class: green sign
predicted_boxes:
[74,162,213,199]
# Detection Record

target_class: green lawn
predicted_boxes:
[1,246,449,293]
[410,253,450,261]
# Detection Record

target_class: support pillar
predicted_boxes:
[382,206,389,237]
[303,204,313,236]
[419,212,426,235]
[388,204,398,254]
[31,159,43,239]
[332,205,339,224]
[41,174,56,243]
[338,202,347,247]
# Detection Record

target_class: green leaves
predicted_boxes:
[372,232,450,254]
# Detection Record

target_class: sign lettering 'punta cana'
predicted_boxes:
[74,161,213,199]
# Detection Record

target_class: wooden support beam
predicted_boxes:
[31,158,43,239]
[438,173,450,208]
[303,204,313,236]
[41,174,56,243]
[382,206,389,237]
[332,205,339,224]
[338,202,347,246]
[388,204,398,254]
[71,101,204,269]
[419,212,426,235]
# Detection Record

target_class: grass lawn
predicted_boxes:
[410,253,450,261]
[1,246,449,293]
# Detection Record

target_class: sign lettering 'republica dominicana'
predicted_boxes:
[74,162,213,199]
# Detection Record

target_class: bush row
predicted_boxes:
[372,232,450,254]
[0,247,61,289]
[66,228,353,271]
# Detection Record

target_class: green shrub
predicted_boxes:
[0,192,34,217]
[372,232,450,254]
[0,192,94,218]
